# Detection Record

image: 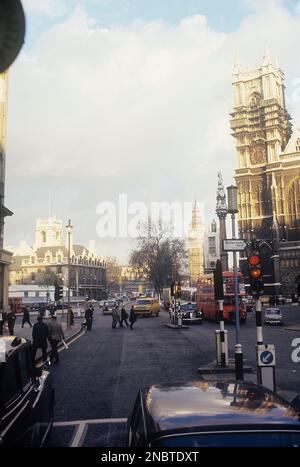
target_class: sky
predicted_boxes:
[4,0,300,262]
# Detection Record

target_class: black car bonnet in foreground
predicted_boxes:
[140,381,300,434]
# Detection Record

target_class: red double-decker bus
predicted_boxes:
[196,271,247,323]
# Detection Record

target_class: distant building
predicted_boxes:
[0,71,13,311]
[204,220,220,274]
[9,215,107,300]
[120,266,151,295]
[188,201,205,286]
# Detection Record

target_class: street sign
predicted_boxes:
[223,239,247,252]
[257,344,276,367]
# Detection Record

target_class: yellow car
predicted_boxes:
[133,298,160,317]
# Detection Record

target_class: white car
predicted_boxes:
[264,308,283,326]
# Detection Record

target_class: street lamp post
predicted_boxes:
[66,219,73,328]
[227,185,244,380]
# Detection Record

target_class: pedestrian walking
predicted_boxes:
[69,307,74,326]
[47,314,65,363]
[129,305,137,330]
[120,305,129,327]
[32,316,49,363]
[85,305,94,330]
[112,307,118,329]
[7,308,16,336]
[21,306,32,328]
[116,305,123,327]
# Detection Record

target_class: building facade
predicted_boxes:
[231,49,300,295]
[9,216,107,300]
[0,71,13,311]
[188,201,205,285]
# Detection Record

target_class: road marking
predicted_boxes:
[54,418,127,426]
[70,422,88,448]
[53,418,127,448]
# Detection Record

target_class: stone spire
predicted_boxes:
[216,172,228,219]
[215,172,229,272]
[233,51,241,75]
[263,44,271,66]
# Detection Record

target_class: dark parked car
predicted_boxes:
[180,303,203,324]
[127,380,300,447]
[0,336,55,447]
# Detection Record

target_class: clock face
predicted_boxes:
[250,148,267,165]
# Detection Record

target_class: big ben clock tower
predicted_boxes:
[230,48,292,241]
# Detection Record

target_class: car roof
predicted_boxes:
[139,381,300,437]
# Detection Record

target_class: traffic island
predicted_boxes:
[164,324,189,329]
[198,359,252,375]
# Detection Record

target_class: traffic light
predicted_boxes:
[176,282,182,299]
[54,282,64,301]
[248,251,264,296]
[170,282,176,297]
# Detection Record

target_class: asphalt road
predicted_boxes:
[47,303,300,447]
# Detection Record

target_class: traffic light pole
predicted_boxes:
[255,296,264,346]
[231,214,244,381]
[218,300,226,367]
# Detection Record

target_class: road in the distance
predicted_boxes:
[47,303,300,447]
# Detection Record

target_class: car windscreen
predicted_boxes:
[107,301,116,306]
[137,300,151,305]
[152,431,300,447]
[266,309,281,315]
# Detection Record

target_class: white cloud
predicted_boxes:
[22,0,67,18]
[5,2,300,260]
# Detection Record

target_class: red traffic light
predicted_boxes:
[248,254,260,266]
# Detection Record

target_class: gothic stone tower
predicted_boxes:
[188,201,205,286]
[231,49,294,242]
[231,49,300,295]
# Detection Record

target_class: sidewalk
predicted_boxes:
[3,317,84,361]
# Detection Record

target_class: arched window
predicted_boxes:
[287,178,300,228]
[296,139,300,152]
[41,231,46,243]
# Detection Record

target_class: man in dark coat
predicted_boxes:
[129,305,137,330]
[32,316,49,363]
[0,309,6,335]
[85,306,94,330]
[22,306,32,328]
[7,309,16,336]
[120,305,129,327]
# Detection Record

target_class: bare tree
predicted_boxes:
[130,222,187,295]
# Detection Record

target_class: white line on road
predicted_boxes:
[54,418,127,427]
[70,422,88,448]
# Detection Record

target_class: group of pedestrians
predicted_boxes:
[32,313,65,364]
[112,304,137,330]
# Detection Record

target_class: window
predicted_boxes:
[35,292,39,297]
[24,292,28,298]
[41,231,46,243]
[31,273,35,281]
[296,139,300,152]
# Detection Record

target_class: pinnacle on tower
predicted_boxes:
[263,44,271,66]
[233,51,241,75]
